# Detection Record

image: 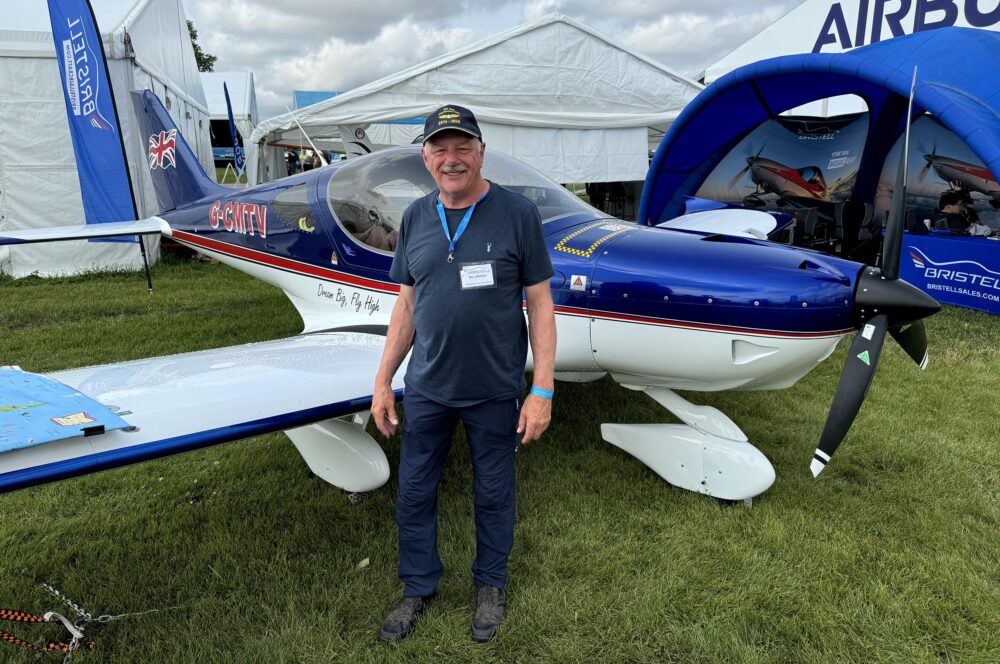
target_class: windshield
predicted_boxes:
[326,147,596,253]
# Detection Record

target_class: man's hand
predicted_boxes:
[370,285,414,438]
[517,393,552,445]
[371,382,399,437]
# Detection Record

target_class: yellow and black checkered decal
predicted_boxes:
[553,222,635,258]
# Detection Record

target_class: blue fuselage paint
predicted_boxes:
[163,150,860,337]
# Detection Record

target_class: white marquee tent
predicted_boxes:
[701,0,1000,116]
[0,0,213,277]
[249,14,702,185]
[201,71,259,140]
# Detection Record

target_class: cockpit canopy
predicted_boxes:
[797,166,827,188]
[327,147,596,254]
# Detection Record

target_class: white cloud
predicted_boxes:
[621,6,794,77]
[183,0,806,118]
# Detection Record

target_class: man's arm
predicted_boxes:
[371,285,416,436]
[519,280,556,444]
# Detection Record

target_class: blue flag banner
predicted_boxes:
[899,234,1000,316]
[47,0,137,236]
[223,82,246,175]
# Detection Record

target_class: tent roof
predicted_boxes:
[251,13,702,144]
[641,28,1000,224]
[202,71,258,121]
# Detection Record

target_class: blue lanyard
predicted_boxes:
[436,188,488,263]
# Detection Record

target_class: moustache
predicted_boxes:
[440,165,468,175]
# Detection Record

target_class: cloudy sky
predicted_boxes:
[182,0,806,119]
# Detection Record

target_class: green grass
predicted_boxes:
[1,258,998,663]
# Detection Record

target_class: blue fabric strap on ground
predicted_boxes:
[0,368,131,454]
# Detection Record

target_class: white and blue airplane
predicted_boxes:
[0,90,939,503]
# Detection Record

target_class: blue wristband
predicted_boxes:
[530,386,554,399]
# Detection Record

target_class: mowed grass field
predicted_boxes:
[1,257,998,663]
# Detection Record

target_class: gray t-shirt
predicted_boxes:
[390,182,554,407]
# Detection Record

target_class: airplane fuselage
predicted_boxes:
[160,148,862,393]
[749,157,829,201]
[925,155,1000,200]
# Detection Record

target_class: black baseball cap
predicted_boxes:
[939,190,970,209]
[422,105,482,144]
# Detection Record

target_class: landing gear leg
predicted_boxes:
[601,386,775,501]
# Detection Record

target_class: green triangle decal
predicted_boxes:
[857,350,871,366]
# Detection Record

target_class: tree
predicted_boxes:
[187,20,217,72]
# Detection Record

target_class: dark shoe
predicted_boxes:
[379,594,433,643]
[471,584,506,643]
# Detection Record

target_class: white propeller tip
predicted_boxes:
[810,449,830,478]
[810,458,825,478]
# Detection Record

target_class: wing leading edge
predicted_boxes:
[0,218,170,245]
[0,332,402,494]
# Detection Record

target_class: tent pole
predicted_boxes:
[137,235,153,294]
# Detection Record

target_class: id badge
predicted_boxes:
[459,261,496,290]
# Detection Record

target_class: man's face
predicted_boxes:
[421,132,485,201]
[943,201,966,215]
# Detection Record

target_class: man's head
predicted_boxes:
[421,105,486,203]
[938,190,969,215]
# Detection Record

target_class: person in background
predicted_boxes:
[302,149,314,172]
[285,150,296,176]
[933,191,971,235]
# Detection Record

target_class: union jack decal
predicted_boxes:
[148,129,177,169]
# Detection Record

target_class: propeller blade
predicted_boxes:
[811,313,889,477]
[729,164,751,189]
[918,144,936,183]
[917,163,930,184]
[890,320,929,369]
[881,67,918,281]
[881,160,906,279]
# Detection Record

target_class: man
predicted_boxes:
[370,105,556,643]
[933,191,972,234]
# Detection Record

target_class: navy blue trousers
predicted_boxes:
[397,389,519,597]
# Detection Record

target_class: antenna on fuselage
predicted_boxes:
[285,105,329,168]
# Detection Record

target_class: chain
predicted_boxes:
[39,582,184,661]
[40,582,92,625]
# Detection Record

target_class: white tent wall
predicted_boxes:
[0,39,145,277]
[481,123,649,183]
[249,14,701,185]
[0,0,212,277]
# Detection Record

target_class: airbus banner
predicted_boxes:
[900,235,1000,316]
[47,0,137,229]
[813,0,1000,53]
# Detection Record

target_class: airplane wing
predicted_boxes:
[0,331,402,494]
[0,218,170,245]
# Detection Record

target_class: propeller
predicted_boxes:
[810,67,941,478]
[728,143,767,188]
[918,143,937,183]
[890,321,929,369]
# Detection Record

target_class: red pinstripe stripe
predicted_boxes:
[173,231,850,340]
[172,230,400,294]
